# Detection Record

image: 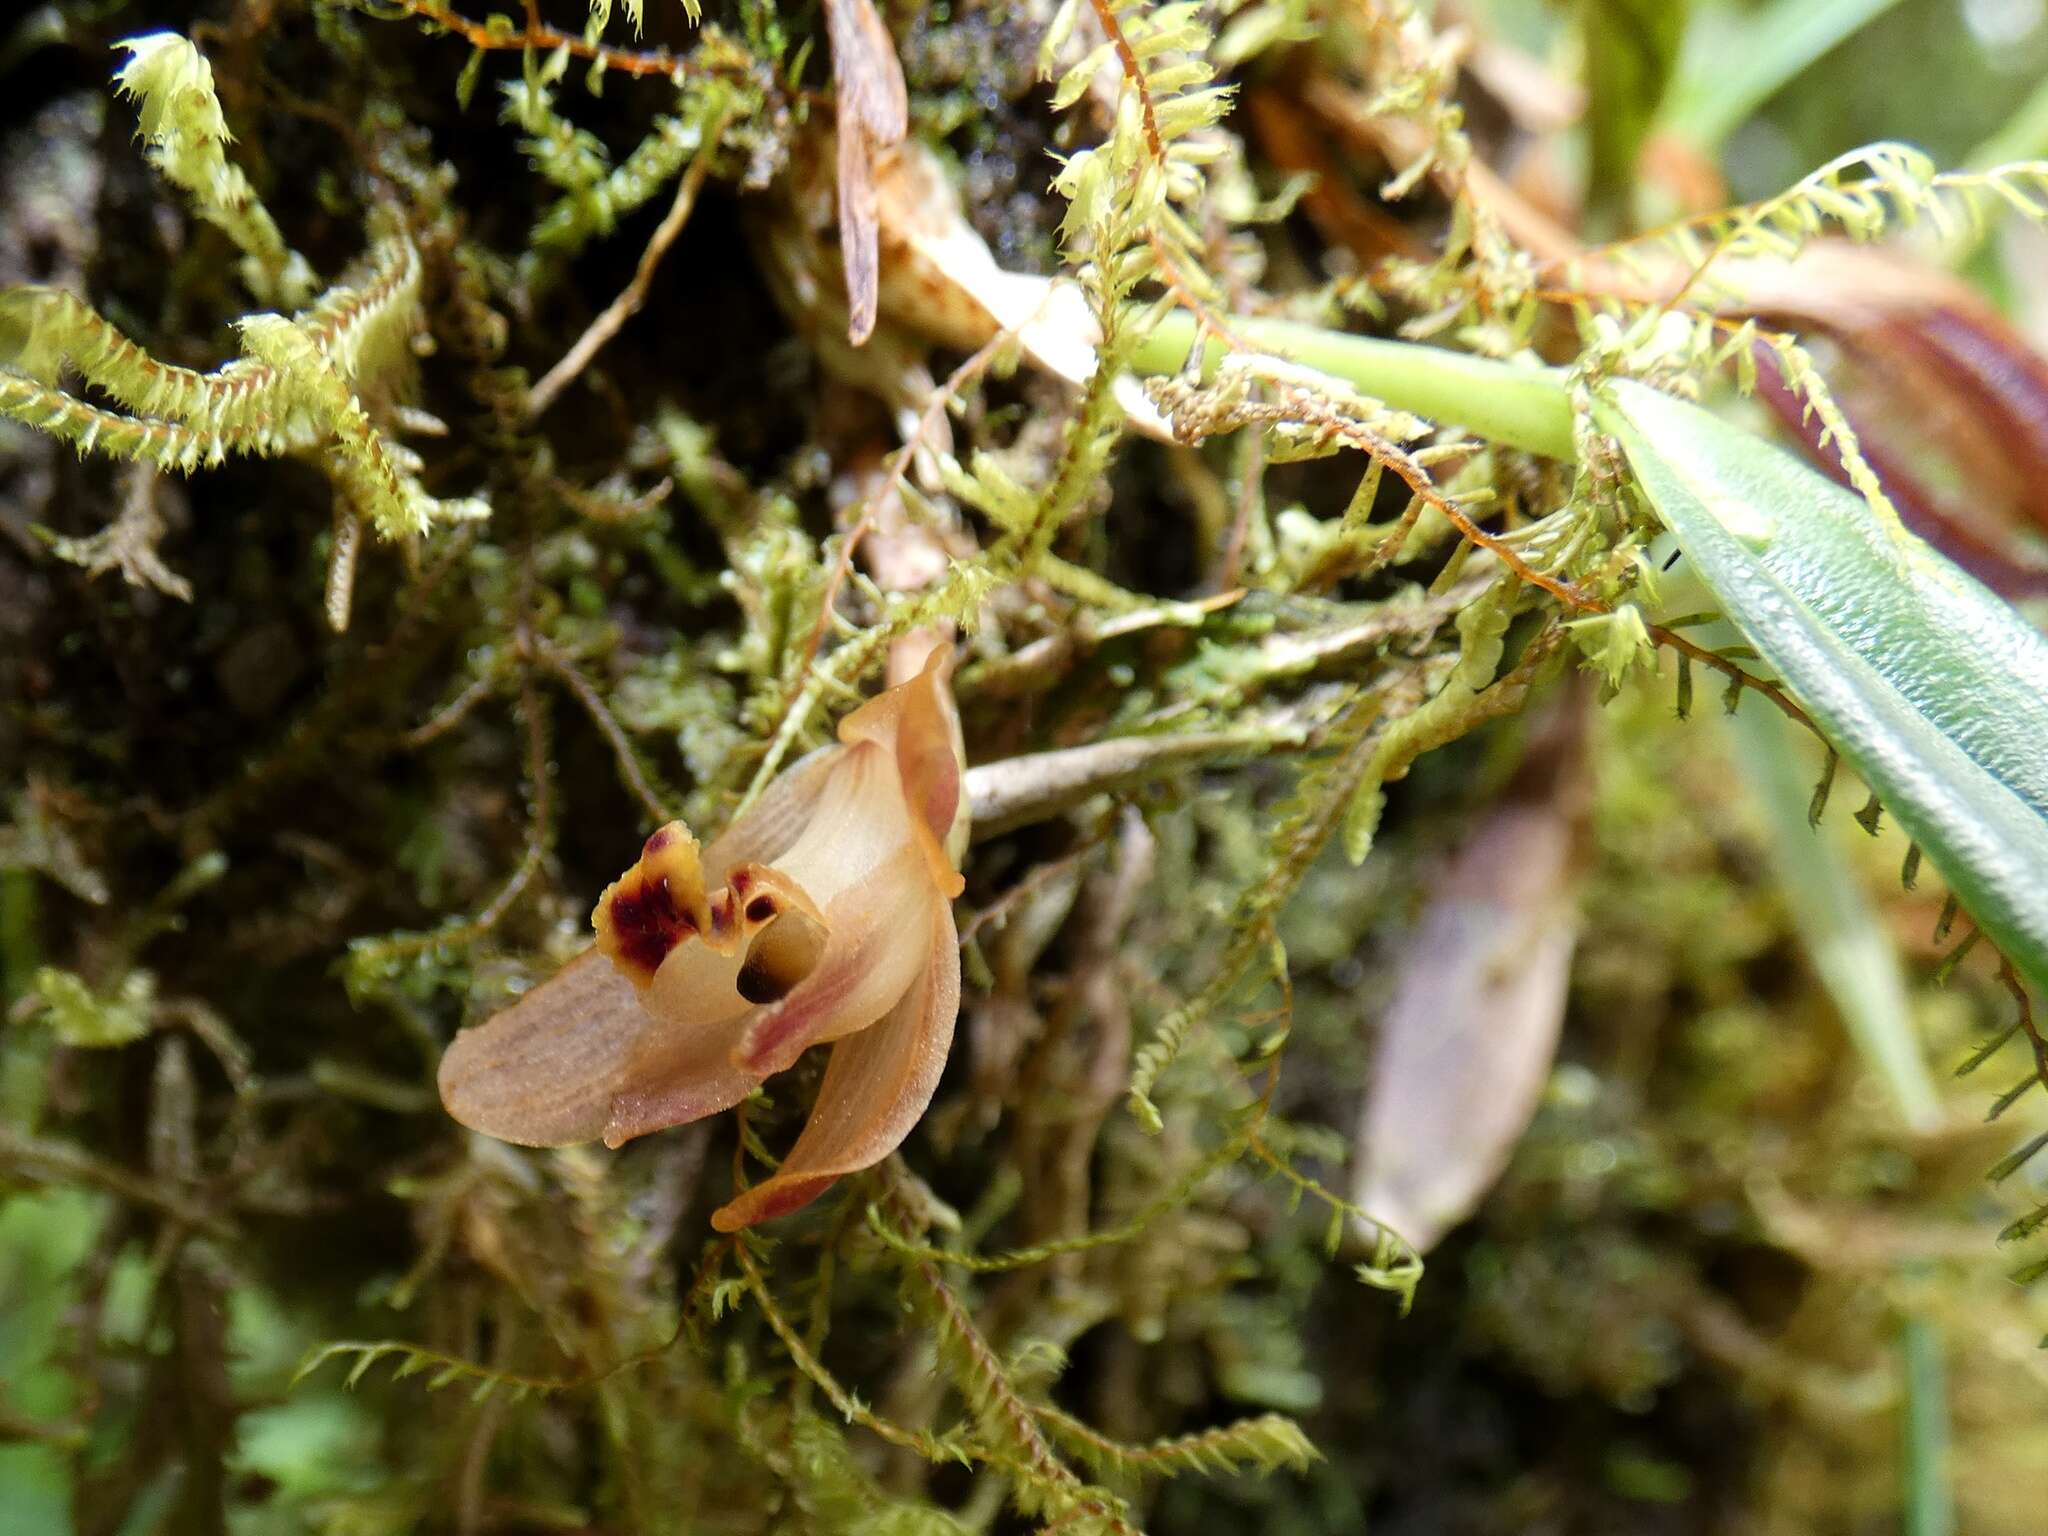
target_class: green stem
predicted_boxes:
[1127,309,1577,461]
[1900,1306,1955,1536]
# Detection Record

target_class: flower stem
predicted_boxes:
[1900,1305,1955,1536]
[1125,309,1578,461]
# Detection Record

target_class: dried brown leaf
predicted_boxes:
[824,0,908,346]
[1352,696,1589,1253]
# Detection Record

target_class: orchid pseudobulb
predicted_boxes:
[438,645,966,1231]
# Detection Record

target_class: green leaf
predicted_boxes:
[1661,0,1908,154]
[1728,703,1942,1132]
[1597,379,2048,996]
[1579,0,1690,218]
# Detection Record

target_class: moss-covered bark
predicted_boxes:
[3,2,2046,1533]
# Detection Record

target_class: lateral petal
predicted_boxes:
[771,738,929,910]
[702,745,842,881]
[712,897,959,1231]
[732,838,937,1076]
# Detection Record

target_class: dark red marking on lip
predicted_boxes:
[605,874,691,977]
[642,825,677,857]
[745,895,776,923]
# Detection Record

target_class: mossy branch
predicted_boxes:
[293,1340,574,1402]
[1035,1404,1318,1482]
[2,228,485,541]
[114,33,315,307]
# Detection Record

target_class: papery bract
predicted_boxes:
[438,646,965,1231]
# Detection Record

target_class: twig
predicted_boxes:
[46,462,192,601]
[526,107,731,420]
[963,727,1307,839]
[0,1126,232,1238]
[1996,956,2048,1099]
[400,667,503,750]
[793,326,1012,680]
[1645,622,1814,732]
[957,841,1101,948]
[530,638,671,824]
[376,0,702,80]
[1085,0,1162,160]
[1183,386,1821,732]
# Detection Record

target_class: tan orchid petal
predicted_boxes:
[711,896,959,1231]
[769,737,927,907]
[437,948,654,1147]
[703,744,842,882]
[836,641,969,887]
[719,733,945,1074]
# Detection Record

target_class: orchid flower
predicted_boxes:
[438,645,966,1231]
